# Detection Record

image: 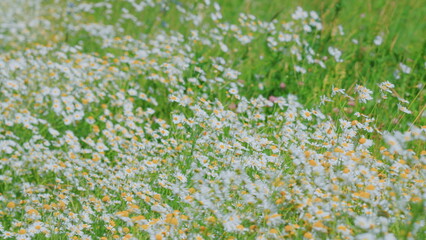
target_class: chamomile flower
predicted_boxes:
[374,35,383,46]
[0,2,423,240]
[354,85,373,103]
[229,88,238,95]
[397,104,412,114]
[331,86,345,96]
[378,81,395,93]
[399,63,411,74]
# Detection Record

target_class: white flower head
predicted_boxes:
[374,35,383,46]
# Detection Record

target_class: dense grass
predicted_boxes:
[0,0,425,239]
[42,0,425,128]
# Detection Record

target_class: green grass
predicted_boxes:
[0,0,425,239]
[55,0,424,129]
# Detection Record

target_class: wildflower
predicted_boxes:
[378,81,394,93]
[219,42,229,52]
[176,173,187,183]
[169,95,180,102]
[253,113,265,121]
[374,36,383,46]
[356,233,376,240]
[223,215,242,232]
[320,95,333,105]
[278,33,292,42]
[294,65,307,74]
[338,25,345,35]
[50,87,61,97]
[224,68,240,80]
[159,128,169,136]
[303,232,314,239]
[292,7,308,20]
[397,97,409,104]
[328,47,343,62]
[337,224,351,236]
[399,63,411,74]
[7,202,16,209]
[397,104,412,114]
[229,88,238,95]
[301,110,312,120]
[331,86,345,96]
[358,137,373,148]
[354,216,374,230]
[64,115,74,125]
[354,85,373,103]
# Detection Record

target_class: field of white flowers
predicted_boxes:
[0,0,425,239]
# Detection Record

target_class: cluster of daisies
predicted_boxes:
[0,0,425,239]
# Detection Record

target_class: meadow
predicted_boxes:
[0,0,425,239]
